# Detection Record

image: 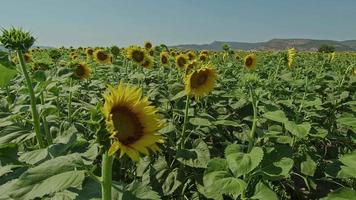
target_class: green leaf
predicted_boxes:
[301,154,316,176]
[189,117,211,126]
[321,187,356,200]
[18,148,49,165]
[260,145,294,180]
[251,181,278,200]
[339,151,356,167]
[162,168,182,195]
[263,110,288,123]
[171,90,186,101]
[13,170,85,200]
[176,140,210,168]
[203,171,246,199]
[226,146,264,177]
[337,117,356,128]
[205,158,228,174]
[284,121,311,139]
[213,120,241,127]
[0,61,17,88]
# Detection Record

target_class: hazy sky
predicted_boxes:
[1,0,355,47]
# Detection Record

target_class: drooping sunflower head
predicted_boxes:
[85,48,94,57]
[175,54,189,69]
[185,65,218,98]
[102,82,165,161]
[160,52,169,66]
[24,53,32,62]
[186,60,198,73]
[72,62,91,80]
[127,46,146,64]
[144,41,153,49]
[287,48,296,69]
[244,54,257,70]
[148,49,154,56]
[187,51,196,60]
[141,56,154,68]
[110,45,121,56]
[94,49,112,64]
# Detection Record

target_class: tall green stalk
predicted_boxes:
[40,92,52,145]
[180,95,190,149]
[67,78,73,122]
[247,85,258,153]
[17,51,45,148]
[101,151,113,200]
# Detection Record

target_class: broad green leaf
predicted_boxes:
[13,170,85,200]
[226,147,264,177]
[162,168,182,195]
[321,187,356,200]
[337,117,356,128]
[251,181,278,200]
[176,140,210,168]
[18,148,49,165]
[284,121,311,139]
[338,151,356,168]
[0,61,17,88]
[203,171,246,200]
[205,158,228,174]
[213,120,241,127]
[260,145,294,180]
[171,90,186,101]
[263,110,288,123]
[301,154,316,176]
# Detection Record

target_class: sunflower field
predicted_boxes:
[0,28,356,200]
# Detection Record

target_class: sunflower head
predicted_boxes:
[200,50,209,55]
[185,65,218,98]
[170,51,177,57]
[244,54,257,70]
[144,41,153,49]
[199,53,208,62]
[94,49,112,64]
[72,62,91,80]
[24,53,32,62]
[141,56,154,68]
[110,46,121,56]
[186,60,198,73]
[127,46,146,64]
[235,53,241,60]
[175,54,189,69]
[86,48,94,57]
[187,51,196,60]
[102,82,164,161]
[160,52,169,65]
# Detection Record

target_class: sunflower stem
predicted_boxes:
[40,91,52,145]
[101,151,113,200]
[67,78,73,123]
[247,85,258,153]
[180,95,190,149]
[17,50,45,148]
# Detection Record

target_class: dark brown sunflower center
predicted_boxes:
[200,55,207,61]
[145,43,152,49]
[97,51,108,61]
[190,71,208,89]
[87,49,94,55]
[110,106,143,145]
[177,57,187,68]
[161,55,168,64]
[132,50,144,62]
[75,64,86,76]
[245,57,253,67]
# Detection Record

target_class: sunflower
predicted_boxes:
[24,53,32,62]
[199,53,208,62]
[186,60,198,73]
[175,54,189,69]
[85,48,94,57]
[244,54,256,70]
[127,46,146,64]
[102,81,164,161]
[160,52,170,65]
[235,53,241,60]
[94,49,112,64]
[144,41,153,49]
[185,66,218,98]
[187,51,196,60]
[141,56,154,68]
[200,50,209,55]
[72,62,91,80]
[287,48,296,69]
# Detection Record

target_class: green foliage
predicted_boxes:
[318,44,335,53]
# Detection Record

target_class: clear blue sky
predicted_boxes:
[1,0,355,47]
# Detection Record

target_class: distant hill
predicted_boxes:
[170,39,356,51]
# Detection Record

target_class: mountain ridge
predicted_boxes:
[170,39,356,51]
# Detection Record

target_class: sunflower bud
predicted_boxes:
[0,28,35,51]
